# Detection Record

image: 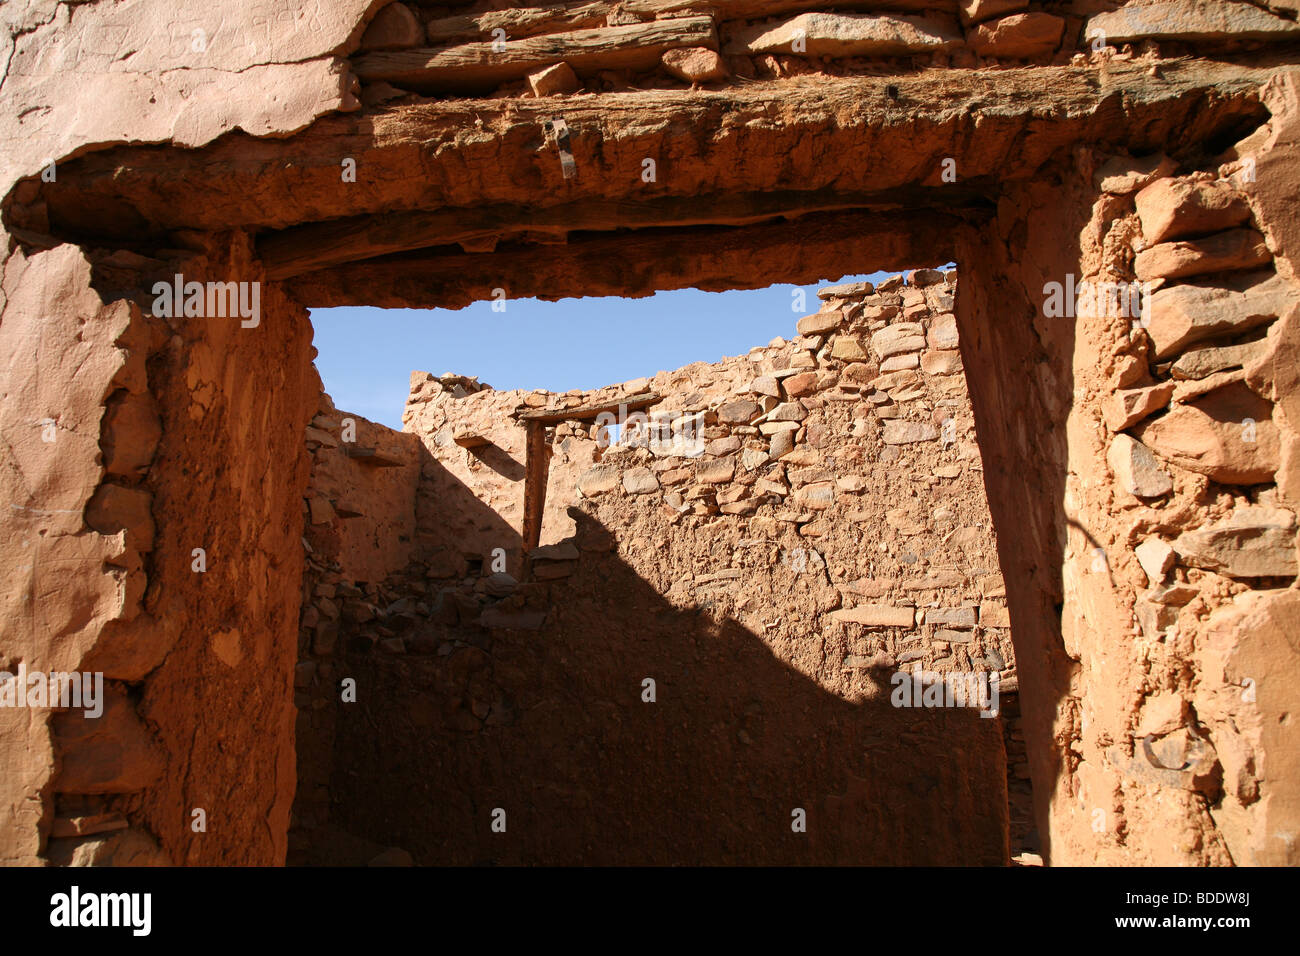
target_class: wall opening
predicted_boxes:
[290,265,1032,865]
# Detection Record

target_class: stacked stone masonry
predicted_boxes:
[289,270,1032,864]
[2,0,1299,868]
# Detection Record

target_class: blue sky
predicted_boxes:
[311,271,893,429]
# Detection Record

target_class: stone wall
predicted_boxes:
[954,117,1300,864]
[3,0,1299,868]
[1,233,318,865]
[291,268,1029,864]
[350,0,1300,102]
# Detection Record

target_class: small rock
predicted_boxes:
[661,47,729,82]
[768,401,808,423]
[360,3,423,51]
[969,12,1064,58]
[622,466,660,495]
[1107,434,1173,498]
[527,62,580,97]
[1105,382,1174,431]
[1135,538,1176,584]
[883,420,939,444]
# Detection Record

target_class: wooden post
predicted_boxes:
[521,420,550,556]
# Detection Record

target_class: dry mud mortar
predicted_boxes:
[2,0,1300,866]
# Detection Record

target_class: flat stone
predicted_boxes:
[1105,382,1175,431]
[1135,176,1253,244]
[1170,338,1269,380]
[1145,271,1295,359]
[768,401,808,422]
[782,371,819,397]
[1135,381,1279,485]
[840,363,877,386]
[796,310,843,336]
[1174,508,1298,578]
[531,541,580,561]
[881,353,921,372]
[959,0,1028,26]
[578,463,621,496]
[907,268,946,287]
[769,430,796,459]
[718,399,761,423]
[1108,433,1173,498]
[1134,228,1271,282]
[795,481,835,510]
[924,606,977,628]
[749,374,781,398]
[482,572,518,597]
[831,336,869,361]
[830,605,916,627]
[927,313,960,350]
[1148,581,1199,606]
[1095,153,1177,195]
[969,12,1064,58]
[697,456,736,483]
[871,325,928,359]
[921,349,962,375]
[883,420,939,444]
[622,466,660,494]
[724,12,961,57]
[980,604,1011,628]
[1086,0,1300,46]
[818,281,873,299]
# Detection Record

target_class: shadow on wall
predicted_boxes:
[306,438,1009,865]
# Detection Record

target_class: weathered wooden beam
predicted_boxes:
[521,420,551,555]
[423,0,955,45]
[425,1,609,45]
[343,446,407,467]
[258,187,976,279]
[284,207,966,309]
[354,17,717,92]
[517,392,662,424]
[44,61,1266,238]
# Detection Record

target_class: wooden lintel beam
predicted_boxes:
[517,392,661,425]
[257,188,963,280]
